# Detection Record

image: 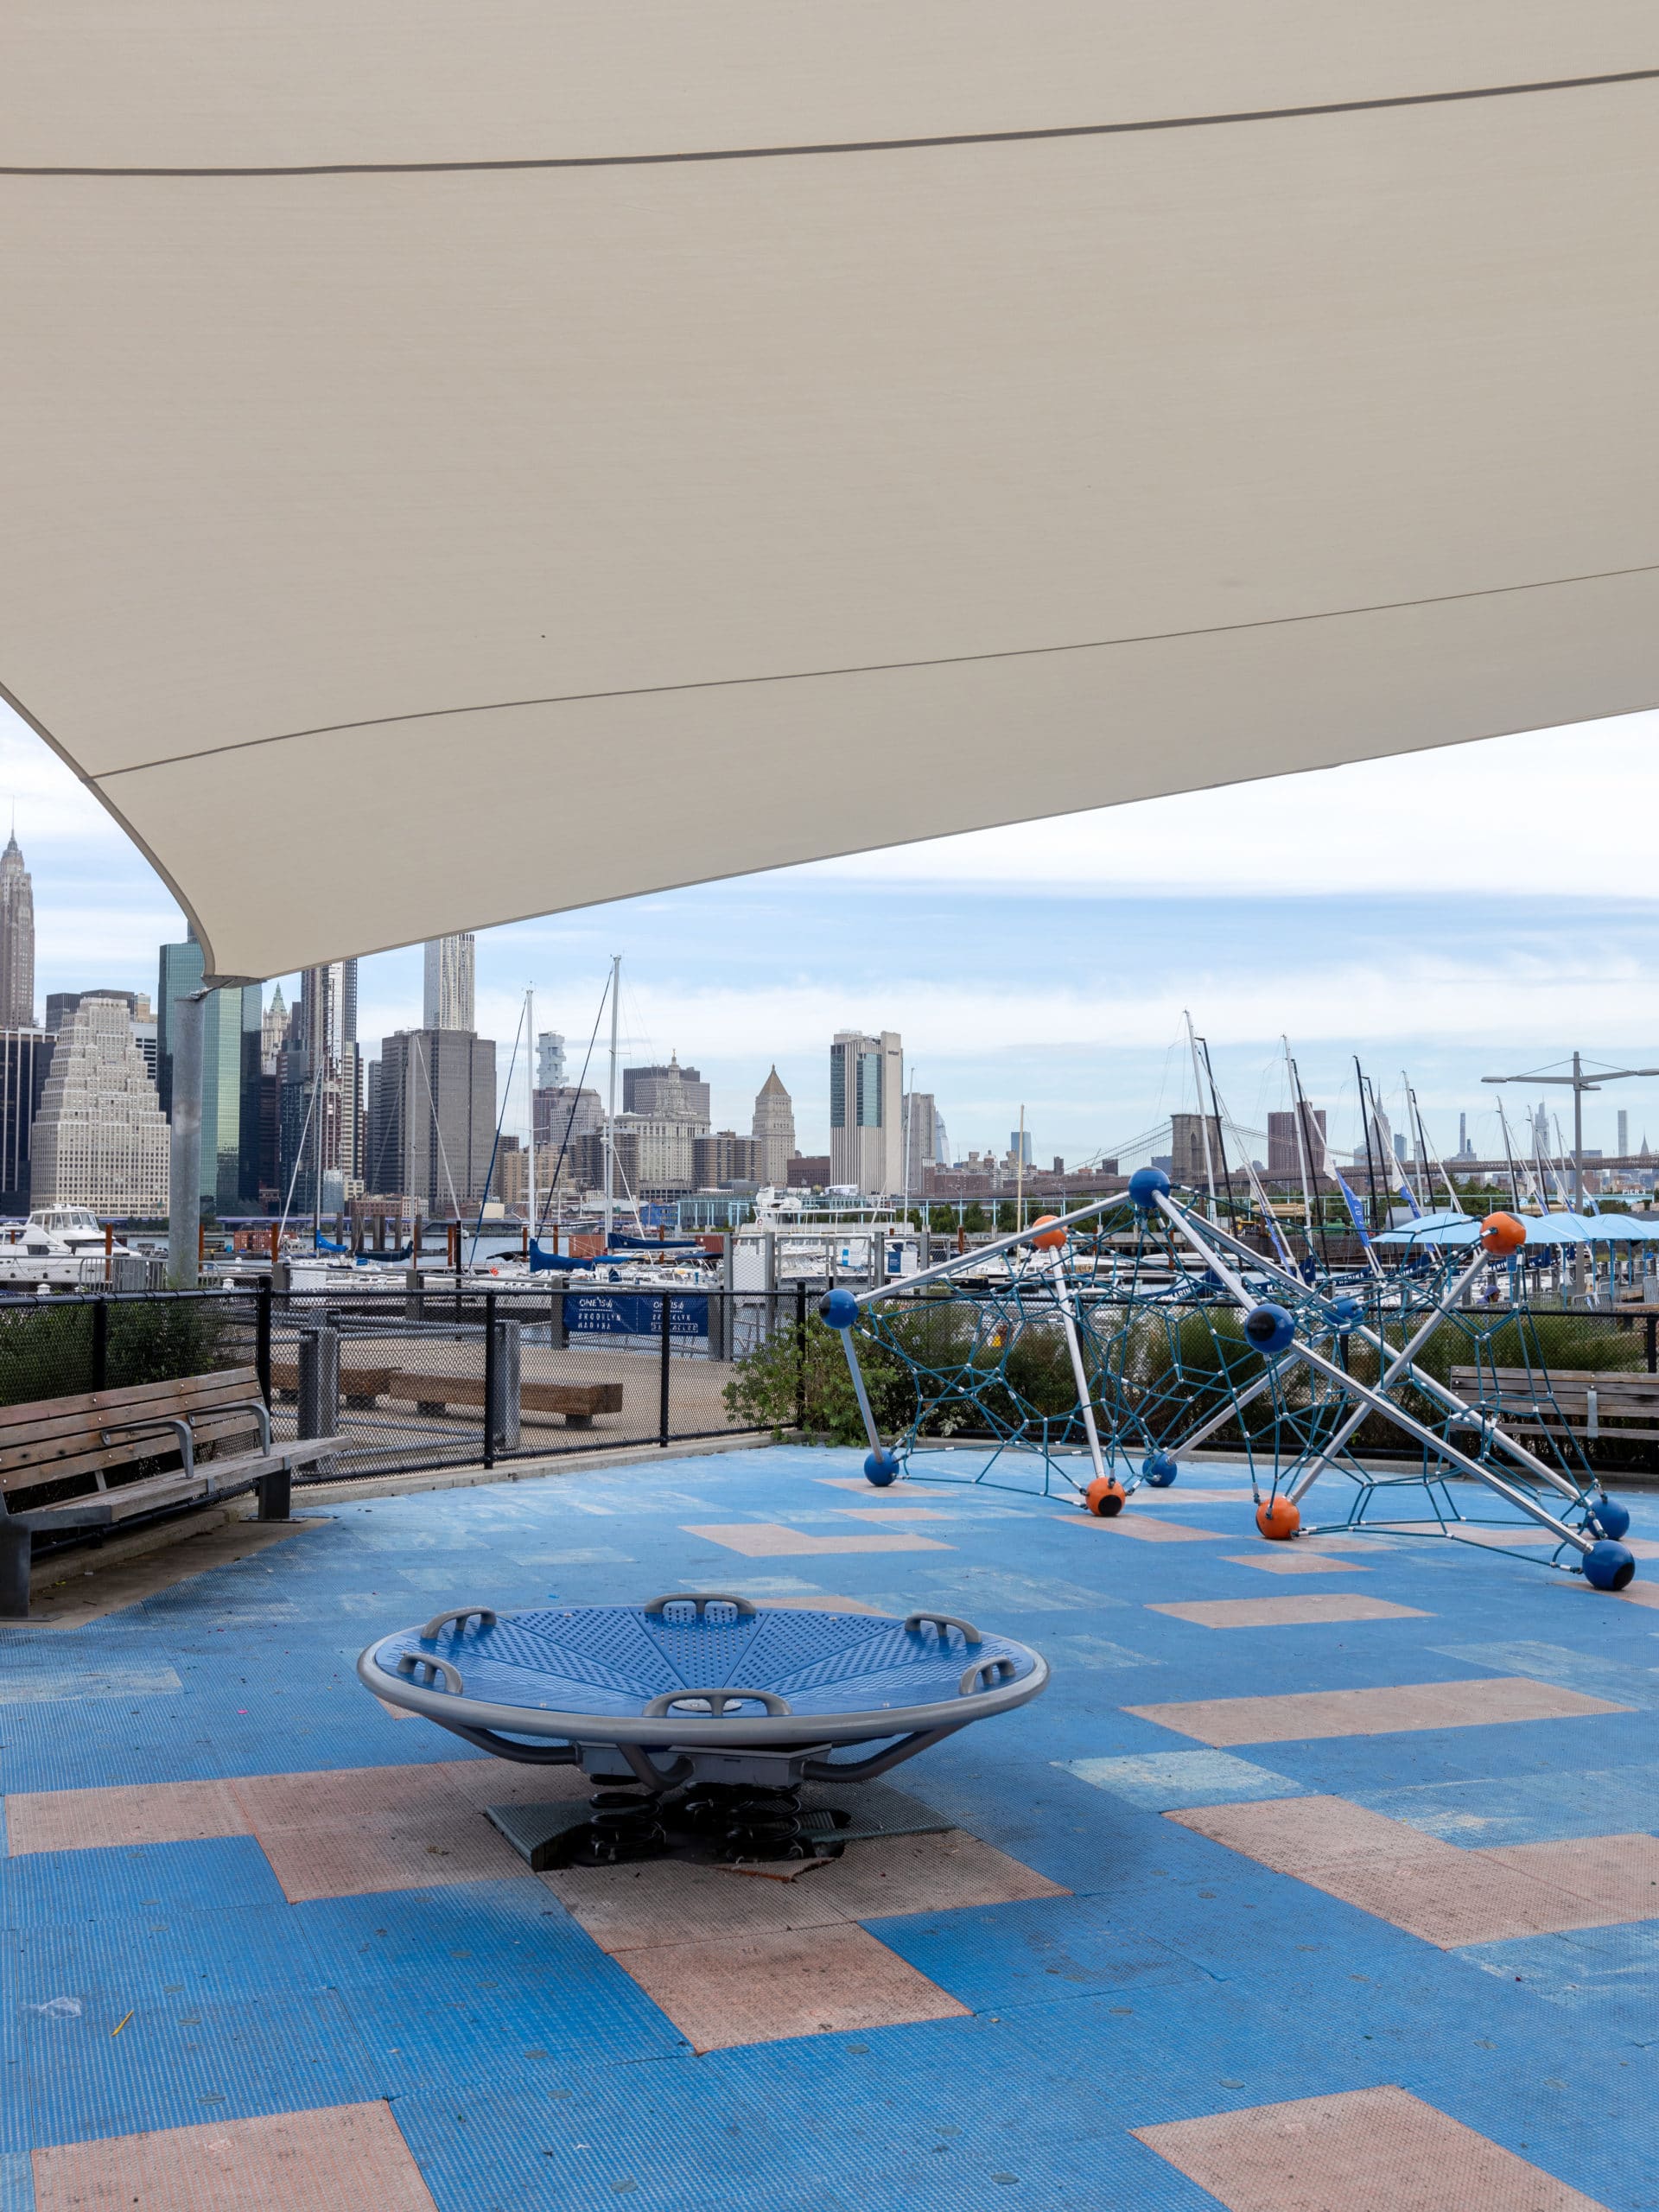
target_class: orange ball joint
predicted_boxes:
[1086,1476,1126,1517]
[1030,1215,1067,1250]
[1256,1496,1300,1541]
[1480,1211,1527,1256]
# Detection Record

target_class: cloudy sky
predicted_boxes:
[5,697,1656,1168]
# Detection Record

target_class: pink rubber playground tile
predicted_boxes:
[1560,1577,1659,1610]
[1479,1833,1659,1920]
[837,1505,955,1522]
[1167,1799,1659,1948]
[681,1522,952,1556]
[1133,2085,1610,2211]
[543,1830,1064,1953]
[616,1923,971,2053]
[4,1778,249,1857]
[1221,1551,1370,1575]
[1145,1595,1428,1630]
[253,1802,527,1904]
[1127,1675,1631,1745]
[1058,1512,1225,1543]
[33,2102,439,2212]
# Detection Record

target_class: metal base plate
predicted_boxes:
[486,1777,952,1873]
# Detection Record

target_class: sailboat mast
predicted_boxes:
[1185,1011,1217,1219]
[604,955,620,1247]
[525,986,536,1250]
[1354,1058,1382,1233]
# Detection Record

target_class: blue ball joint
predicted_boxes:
[1590,1496,1630,1541]
[1583,1540,1636,1592]
[1244,1302,1296,1356]
[864,1448,901,1488]
[817,1287,860,1330]
[1329,1296,1363,1336]
[1128,1166,1171,1211]
[1141,1452,1179,1488]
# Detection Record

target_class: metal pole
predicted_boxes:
[483,1288,497,1468]
[658,1288,671,1446]
[255,1276,272,1408]
[1573,1050,1585,1211]
[166,985,209,1288]
[525,985,536,1250]
[604,954,620,1248]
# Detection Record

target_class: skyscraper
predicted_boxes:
[367,1028,497,1212]
[903,1091,939,1187]
[0,1027,55,1213]
[423,935,475,1032]
[537,1032,567,1088]
[829,1031,903,1194]
[1618,1109,1630,1158]
[157,936,264,1210]
[0,831,35,1030]
[622,1056,710,1125]
[752,1067,796,1186]
[280,961,365,1213]
[30,994,168,1213]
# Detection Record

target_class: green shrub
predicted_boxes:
[0,1297,232,1408]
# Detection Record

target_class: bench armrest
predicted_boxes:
[215,1398,272,1453]
[99,1415,194,1479]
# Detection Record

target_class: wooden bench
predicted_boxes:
[270,1358,397,1410]
[381,1373,624,1427]
[1448,1366,1659,1446]
[0,1366,337,1618]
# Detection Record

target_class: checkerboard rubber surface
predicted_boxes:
[3,1445,1657,2208]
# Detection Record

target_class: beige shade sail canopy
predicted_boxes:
[3,4,1658,981]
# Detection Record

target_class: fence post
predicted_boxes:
[296,1325,340,1445]
[1648,1314,1656,1376]
[255,1278,272,1408]
[92,1297,109,1394]
[483,1289,498,1469]
[659,1290,671,1446]
[795,1280,807,1432]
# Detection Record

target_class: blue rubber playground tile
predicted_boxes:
[340,1974,689,2098]
[22,1988,381,2149]
[1433,1638,1659,1707]
[0,2153,29,2212]
[1354,1759,1659,1844]
[293,1879,619,1996]
[867,1891,1211,2014]
[1056,1749,1307,1810]
[15,1901,326,2008]
[0,1838,287,1931]
[1459,1921,1659,2045]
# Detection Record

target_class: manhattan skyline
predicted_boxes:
[5,696,1659,1168]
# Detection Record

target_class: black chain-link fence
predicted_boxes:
[0,1282,807,1485]
[3,1281,1656,1489]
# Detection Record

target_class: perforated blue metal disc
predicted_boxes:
[359,1594,1047,1749]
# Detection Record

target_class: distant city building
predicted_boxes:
[30,994,168,1214]
[157,936,264,1211]
[830,1030,902,1194]
[0,1027,55,1214]
[536,1032,567,1088]
[1619,1109,1630,1158]
[694,1131,762,1189]
[1267,1107,1327,1178]
[279,961,363,1214]
[752,1066,796,1186]
[423,934,475,1032]
[933,1116,950,1169]
[1008,1127,1034,1169]
[0,831,35,1031]
[904,1092,940,1187]
[533,1085,606,1155]
[368,1028,496,1214]
[1456,1111,1476,1160]
[1169,1113,1224,1189]
[787,1154,831,1188]
[260,982,289,1076]
[623,1056,711,1126]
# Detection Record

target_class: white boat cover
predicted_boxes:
[3,6,1656,979]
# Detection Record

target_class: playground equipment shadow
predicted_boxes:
[3,1444,1657,2209]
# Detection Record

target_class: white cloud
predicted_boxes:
[810,713,1659,897]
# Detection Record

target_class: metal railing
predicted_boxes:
[0,1281,814,1485]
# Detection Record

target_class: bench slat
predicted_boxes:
[0,1407,265,1497]
[14,1439,337,1528]
[0,1368,260,1440]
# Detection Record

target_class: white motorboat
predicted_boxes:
[0,1209,142,1288]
